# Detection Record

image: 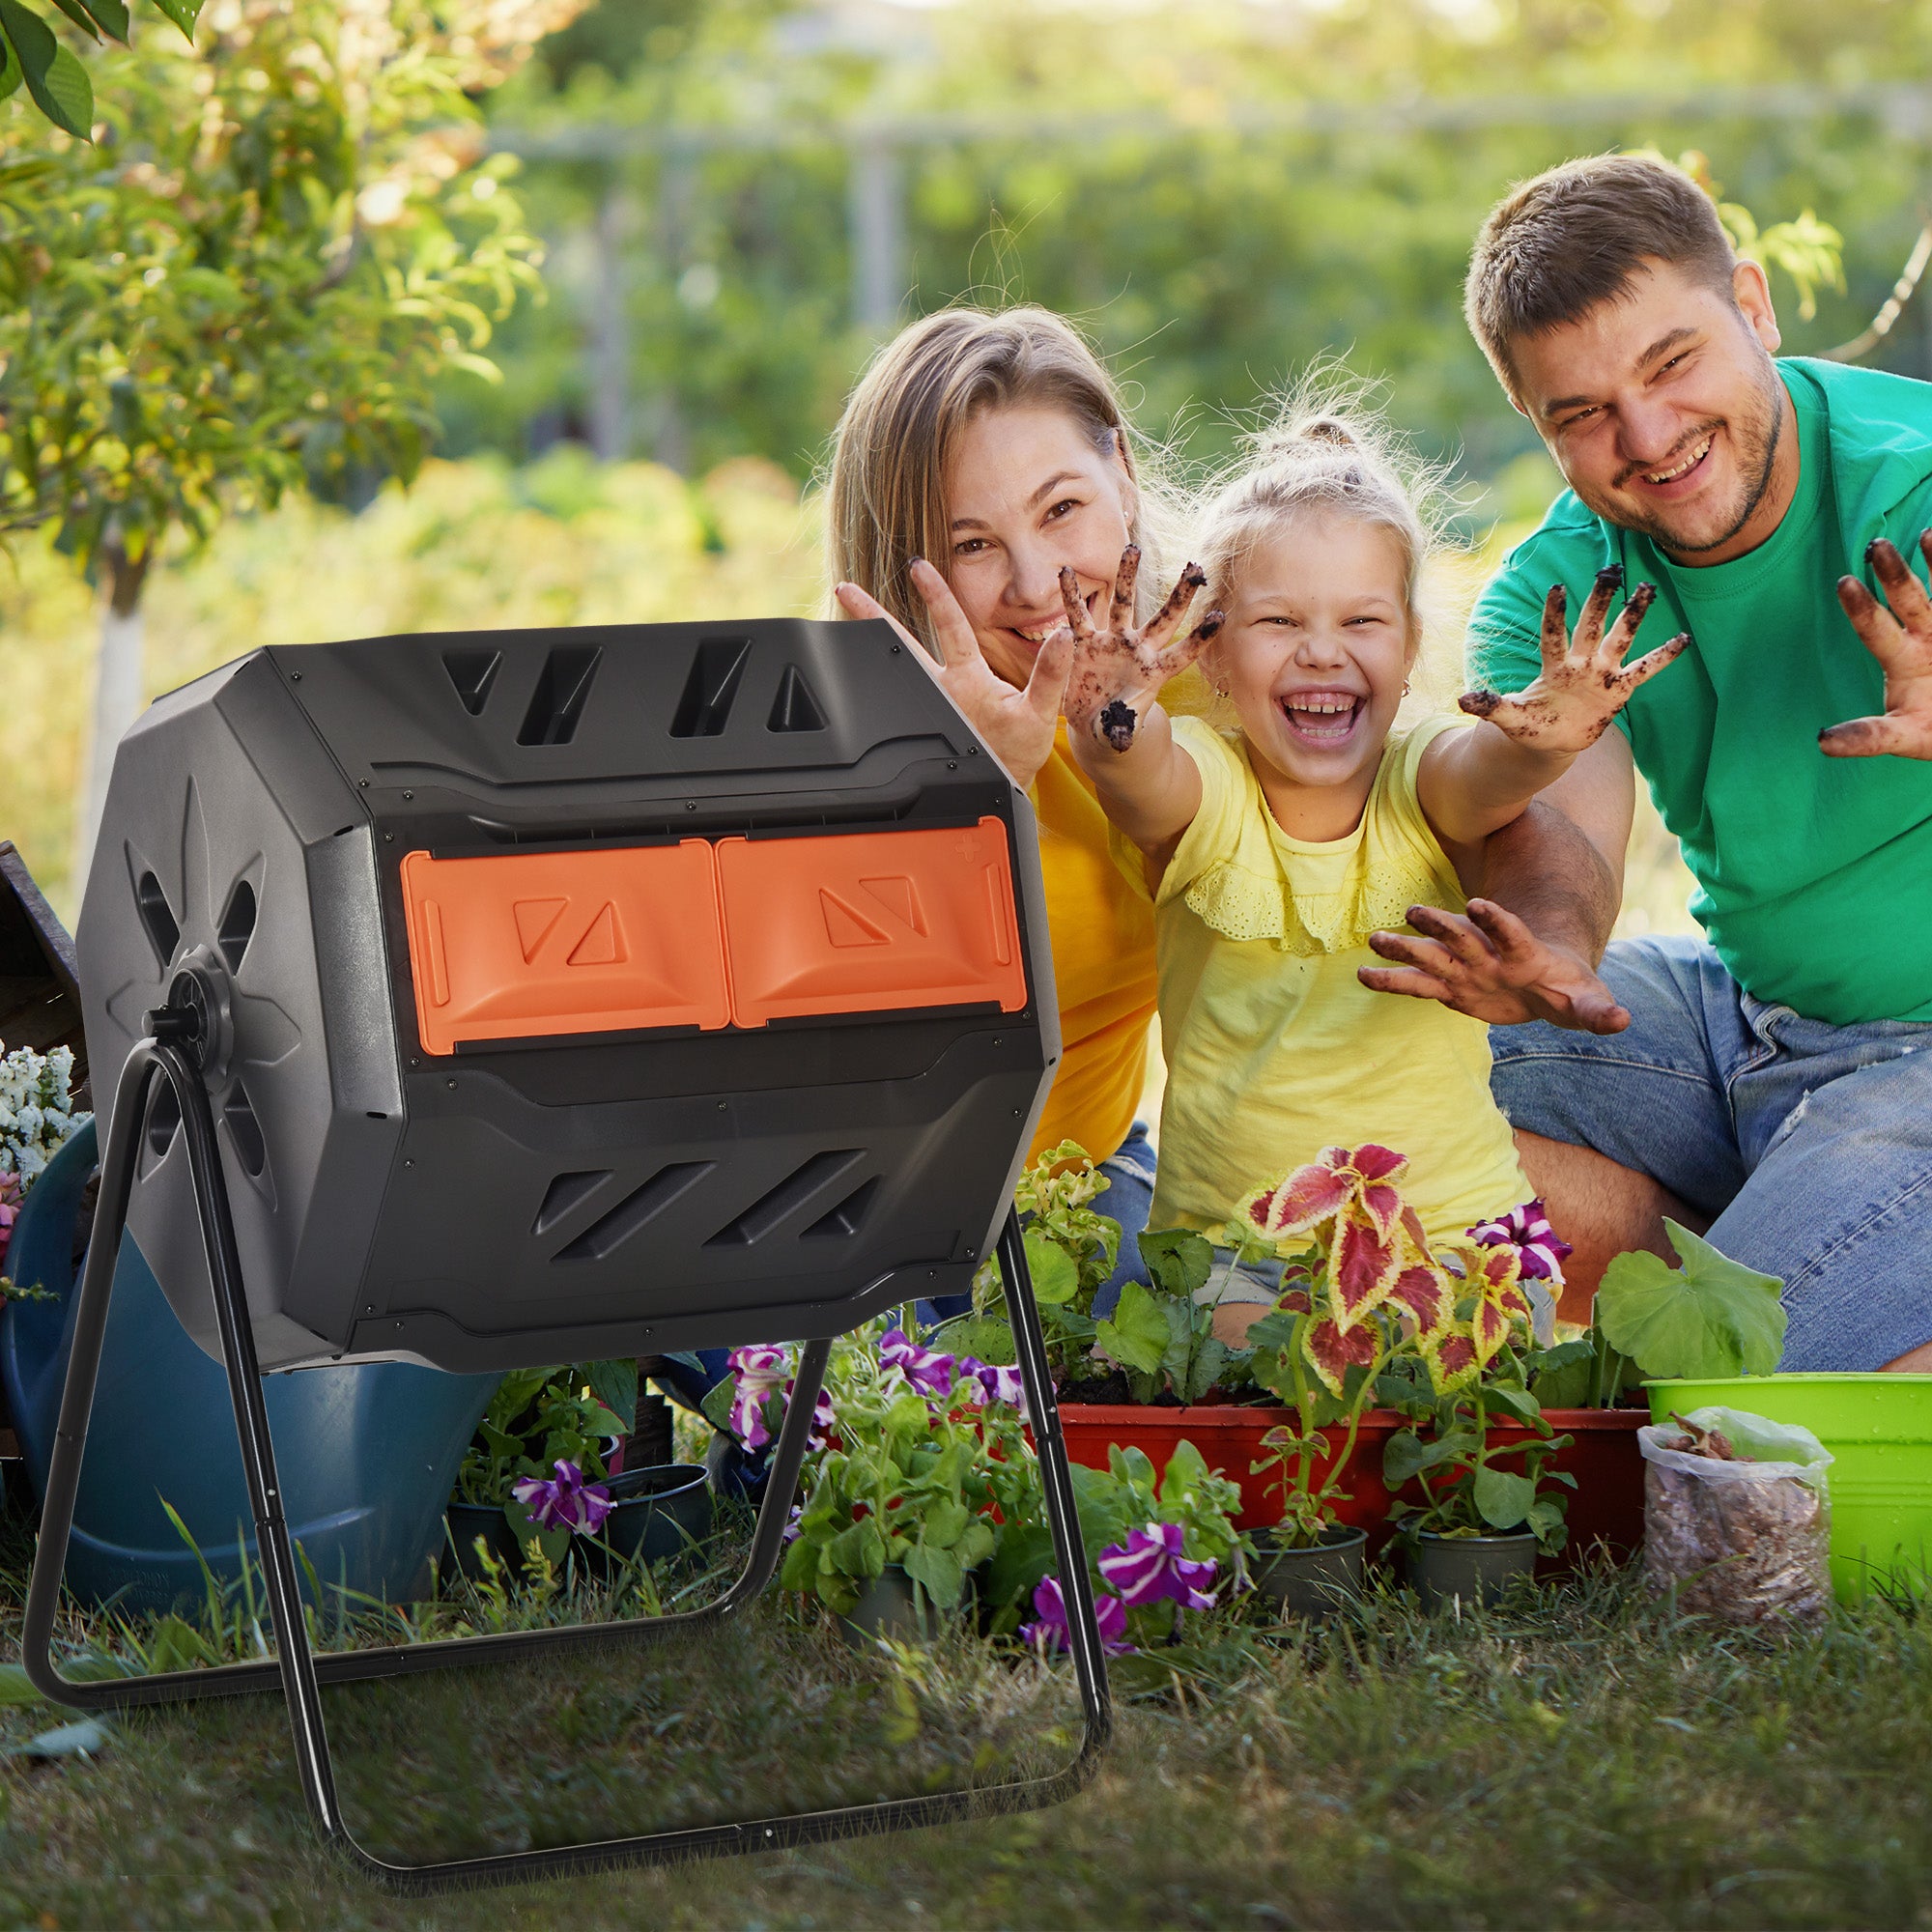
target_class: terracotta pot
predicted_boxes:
[1057,1403,1647,1567]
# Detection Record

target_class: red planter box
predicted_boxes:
[1059,1403,1647,1567]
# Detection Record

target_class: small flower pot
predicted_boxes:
[840,1565,927,1646]
[1251,1524,1368,1619]
[1409,1529,1539,1611]
[588,1463,712,1572]
[443,1498,526,1585]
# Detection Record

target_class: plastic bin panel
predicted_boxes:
[716,819,1027,1027]
[401,841,729,1054]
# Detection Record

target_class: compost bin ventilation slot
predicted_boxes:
[670,638,753,738]
[706,1150,866,1249]
[554,1161,715,1262]
[136,869,180,968]
[222,1082,268,1179]
[517,645,602,747]
[217,879,257,974]
[443,648,502,718]
[767,665,827,733]
[530,1168,613,1236]
[801,1176,878,1241]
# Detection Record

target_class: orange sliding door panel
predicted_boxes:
[400,841,730,1055]
[716,818,1028,1028]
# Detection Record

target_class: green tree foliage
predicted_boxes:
[0,0,199,142]
[453,0,1932,485]
[0,0,579,586]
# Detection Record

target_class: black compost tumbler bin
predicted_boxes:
[23,619,1112,1888]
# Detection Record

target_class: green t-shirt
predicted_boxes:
[1467,356,1932,1026]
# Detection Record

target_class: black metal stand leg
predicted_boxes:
[24,1042,1109,1890]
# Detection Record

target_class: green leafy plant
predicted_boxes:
[0,0,199,142]
[1094,1230,1247,1406]
[453,1359,634,1562]
[1595,1220,1786,1382]
[1378,1339,1575,1555]
[954,1140,1122,1380]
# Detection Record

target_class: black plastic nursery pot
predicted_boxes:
[1409,1529,1539,1611]
[593,1463,713,1571]
[1251,1524,1368,1619]
[840,1565,925,1646]
[444,1463,712,1587]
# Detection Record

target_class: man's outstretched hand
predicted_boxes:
[1828,532,1932,759]
[1358,897,1632,1035]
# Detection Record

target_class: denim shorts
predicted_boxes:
[1491,935,1932,1373]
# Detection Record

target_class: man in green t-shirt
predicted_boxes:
[1361,154,1932,1373]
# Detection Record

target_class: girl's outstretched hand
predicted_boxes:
[1460,566,1688,755]
[1056,546,1224,752]
[835,558,1073,790]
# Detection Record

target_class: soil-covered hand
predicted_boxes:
[1056,545,1224,753]
[835,558,1072,790]
[1826,533,1932,759]
[1460,565,1689,755]
[1358,896,1633,1036]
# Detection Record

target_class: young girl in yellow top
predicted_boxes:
[1055,406,1687,1328]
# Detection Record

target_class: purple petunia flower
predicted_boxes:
[1096,1522,1218,1611]
[1469,1198,1574,1285]
[725,1346,836,1451]
[879,1327,959,1398]
[958,1356,1027,1413]
[512,1459,612,1535]
[1020,1576,1132,1655]
[726,1344,792,1448]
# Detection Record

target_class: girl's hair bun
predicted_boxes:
[1297,416,1358,448]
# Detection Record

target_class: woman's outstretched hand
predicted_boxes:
[835,557,1073,791]
[1460,565,1688,755]
[1827,533,1932,758]
[1055,546,1224,752]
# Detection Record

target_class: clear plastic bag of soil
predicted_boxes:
[1638,1406,1834,1627]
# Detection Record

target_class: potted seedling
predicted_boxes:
[1233,1146,1455,1613]
[448,1359,709,1581]
[1377,1235,1576,1608]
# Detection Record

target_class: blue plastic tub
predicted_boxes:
[1,1121,499,1613]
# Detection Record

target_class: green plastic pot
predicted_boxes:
[1646,1375,1932,1601]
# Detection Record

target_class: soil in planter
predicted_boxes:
[1054,1374,1263,1407]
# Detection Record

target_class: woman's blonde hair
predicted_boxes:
[824,305,1176,650]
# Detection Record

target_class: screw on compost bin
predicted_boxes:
[402,790,413,800]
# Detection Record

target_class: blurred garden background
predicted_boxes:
[8,0,1932,929]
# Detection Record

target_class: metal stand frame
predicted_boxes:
[22,1031,1112,1891]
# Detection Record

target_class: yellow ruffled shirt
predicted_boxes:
[1130,714,1529,1242]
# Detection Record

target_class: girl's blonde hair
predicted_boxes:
[824,305,1179,650]
[1195,373,1451,625]
[1191,374,1464,720]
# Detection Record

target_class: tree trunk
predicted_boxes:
[71,536,150,901]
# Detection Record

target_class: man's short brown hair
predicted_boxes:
[1464,155,1739,392]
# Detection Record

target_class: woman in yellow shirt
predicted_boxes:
[825,306,1175,1307]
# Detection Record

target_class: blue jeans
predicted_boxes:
[1491,935,1932,1373]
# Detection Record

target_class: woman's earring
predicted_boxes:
[1402,679,1412,696]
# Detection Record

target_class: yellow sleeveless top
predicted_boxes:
[1134,714,1529,1242]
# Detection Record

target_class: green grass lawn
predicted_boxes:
[6,1511,1932,1931]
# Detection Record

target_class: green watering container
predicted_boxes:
[1646,1375,1932,1601]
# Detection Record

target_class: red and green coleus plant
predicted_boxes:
[1234,1144,1462,1548]
[1375,1232,1576,1553]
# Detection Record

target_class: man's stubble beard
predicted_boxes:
[1573,351,1786,559]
